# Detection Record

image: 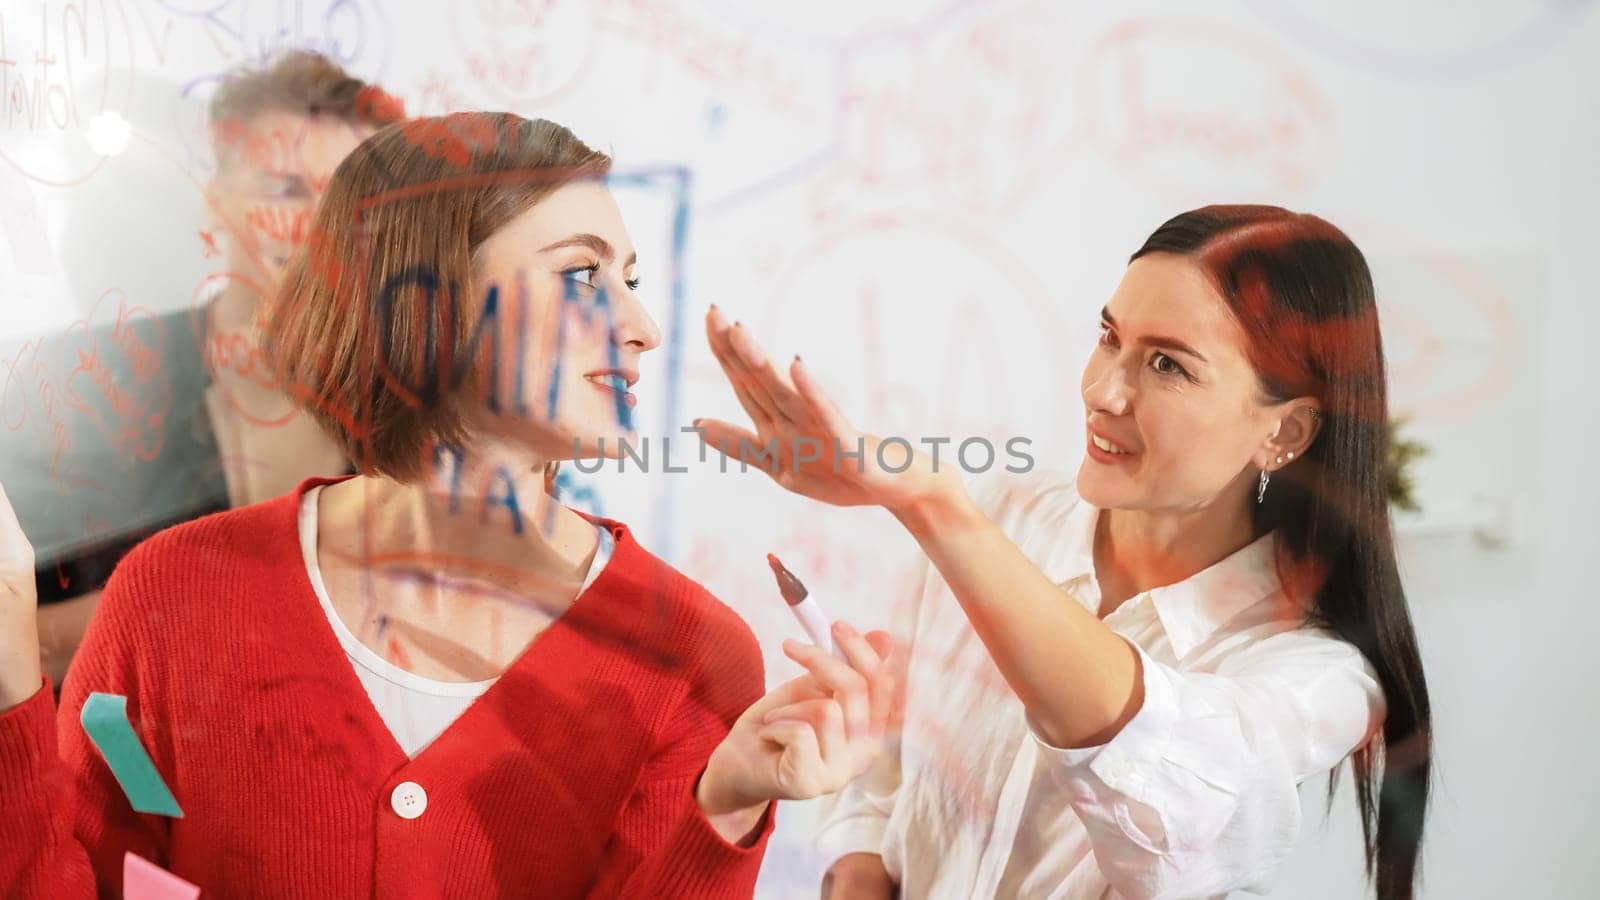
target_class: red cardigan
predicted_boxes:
[0,479,774,897]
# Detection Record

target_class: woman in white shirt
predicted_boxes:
[694,205,1431,899]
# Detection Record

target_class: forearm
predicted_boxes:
[0,602,41,711]
[37,591,101,688]
[824,852,896,899]
[695,778,770,847]
[889,488,1141,748]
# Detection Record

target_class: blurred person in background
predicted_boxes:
[32,51,405,686]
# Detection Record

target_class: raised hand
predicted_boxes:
[697,306,964,514]
[0,482,43,709]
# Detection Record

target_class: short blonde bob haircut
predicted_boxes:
[265,112,611,481]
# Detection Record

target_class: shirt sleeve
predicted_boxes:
[809,558,945,879]
[811,569,918,876]
[0,676,101,897]
[811,727,902,874]
[1028,631,1385,900]
[812,472,1029,880]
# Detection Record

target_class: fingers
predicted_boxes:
[690,417,766,469]
[759,698,845,763]
[789,356,854,437]
[859,629,901,733]
[753,718,826,797]
[754,624,899,799]
[750,673,830,715]
[761,689,884,790]
[706,307,810,427]
[782,637,870,741]
[780,623,899,735]
[862,629,895,660]
[830,623,896,734]
[724,321,811,425]
[864,627,902,723]
[758,695,875,799]
[705,306,778,431]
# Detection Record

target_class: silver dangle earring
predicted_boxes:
[1257,468,1271,504]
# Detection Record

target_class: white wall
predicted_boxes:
[2,1,1596,896]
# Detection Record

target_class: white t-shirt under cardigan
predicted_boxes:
[814,471,1386,900]
[299,484,614,757]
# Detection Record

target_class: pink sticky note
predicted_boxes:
[123,852,200,899]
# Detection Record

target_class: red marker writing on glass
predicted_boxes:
[766,553,845,659]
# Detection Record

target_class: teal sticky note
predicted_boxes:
[80,693,183,818]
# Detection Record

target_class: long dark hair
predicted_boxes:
[1131,206,1431,900]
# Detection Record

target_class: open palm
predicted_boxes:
[696,306,960,512]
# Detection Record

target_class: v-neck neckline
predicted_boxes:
[282,477,639,771]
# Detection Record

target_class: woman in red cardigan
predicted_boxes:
[0,114,895,898]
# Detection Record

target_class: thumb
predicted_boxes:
[691,418,764,461]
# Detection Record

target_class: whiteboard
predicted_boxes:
[2,2,1593,897]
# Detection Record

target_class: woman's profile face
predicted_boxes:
[1076,252,1286,514]
[468,179,662,458]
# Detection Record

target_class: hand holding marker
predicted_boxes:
[766,553,845,659]
[694,553,896,817]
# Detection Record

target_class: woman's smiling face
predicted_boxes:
[465,179,662,459]
[1077,252,1299,513]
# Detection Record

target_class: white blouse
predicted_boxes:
[814,471,1386,900]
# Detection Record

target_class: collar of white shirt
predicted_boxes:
[1052,491,1290,659]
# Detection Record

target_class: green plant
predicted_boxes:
[1384,417,1428,513]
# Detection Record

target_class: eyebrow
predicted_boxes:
[1101,306,1208,363]
[537,234,638,268]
